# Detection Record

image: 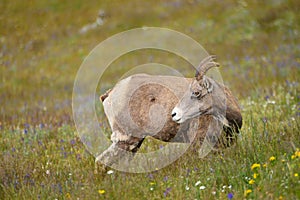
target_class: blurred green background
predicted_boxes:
[0,0,299,199]
[1,0,299,126]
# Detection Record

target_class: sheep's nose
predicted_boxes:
[171,107,182,123]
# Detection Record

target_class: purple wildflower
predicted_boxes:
[227,192,234,199]
[24,173,30,179]
[163,176,168,182]
[39,123,44,129]
[262,117,268,123]
[163,187,171,197]
[148,174,153,179]
[186,168,190,176]
[70,139,75,145]
[265,95,269,100]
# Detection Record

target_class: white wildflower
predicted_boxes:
[107,170,114,175]
[267,99,276,104]
[199,186,206,190]
[195,181,201,186]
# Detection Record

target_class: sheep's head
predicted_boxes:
[171,55,220,123]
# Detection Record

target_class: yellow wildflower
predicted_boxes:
[291,155,296,160]
[253,173,258,179]
[65,193,71,199]
[249,179,255,185]
[295,150,300,158]
[98,189,105,194]
[294,173,298,177]
[263,163,267,168]
[150,182,156,185]
[279,196,283,200]
[251,163,261,170]
[269,156,276,161]
[244,189,252,196]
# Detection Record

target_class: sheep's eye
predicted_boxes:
[192,91,201,98]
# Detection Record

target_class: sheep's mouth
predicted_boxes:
[174,118,185,124]
[175,118,181,123]
[171,116,182,123]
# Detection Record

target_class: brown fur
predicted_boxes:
[100,89,112,102]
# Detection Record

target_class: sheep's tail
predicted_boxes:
[100,89,112,102]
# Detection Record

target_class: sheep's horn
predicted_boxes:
[195,55,220,81]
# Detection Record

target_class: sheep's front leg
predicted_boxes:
[95,131,144,172]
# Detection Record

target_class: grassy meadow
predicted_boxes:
[1,0,300,199]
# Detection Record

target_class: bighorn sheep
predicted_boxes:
[96,55,242,168]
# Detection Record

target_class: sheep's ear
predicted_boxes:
[204,77,213,93]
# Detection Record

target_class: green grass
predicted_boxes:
[1,0,300,199]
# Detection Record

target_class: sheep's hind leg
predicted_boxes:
[95,134,144,173]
